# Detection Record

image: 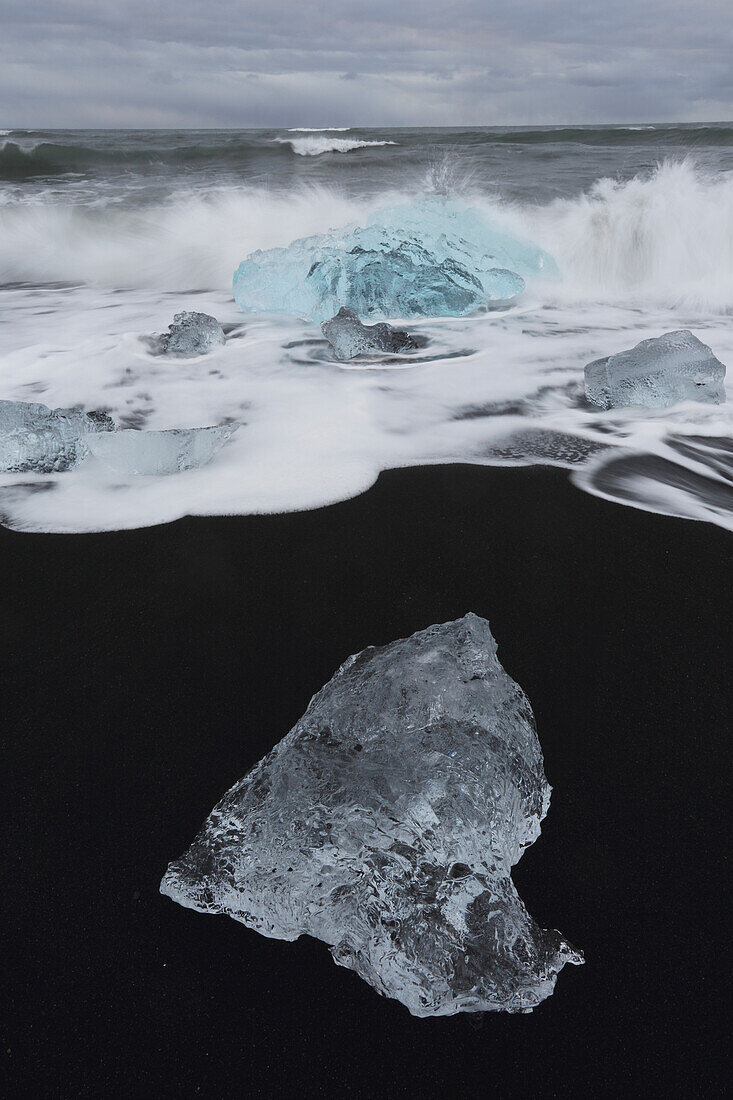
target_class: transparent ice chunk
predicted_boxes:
[232,197,549,322]
[321,307,426,360]
[160,311,226,357]
[367,198,557,281]
[161,614,582,1017]
[86,423,237,475]
[584,330,727,410]
[482,267,526,303]
[0,399,115,473]
[234,230,489,322]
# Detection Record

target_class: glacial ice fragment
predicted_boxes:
[234,230,488,322]
[321,307,426,360]
[161,614,582,1017]
[232,197,546,322]
[366,198,557,281]
[160,311,226,357]
[86,423,237,475]
[584,330,726,410]
[0,399,115,473]
[482,267,526,303]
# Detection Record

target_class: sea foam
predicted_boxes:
[0,162,731,533]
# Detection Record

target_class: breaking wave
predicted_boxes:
[276,137,398,156]
[0,134,397,178]
[0,160,731,310]
[0,140,110,179]
[534,160,733,309]
[0,185,382,288]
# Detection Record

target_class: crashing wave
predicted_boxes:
[276,137,397,156]
[534,160,733,309]
[0,161,731,311]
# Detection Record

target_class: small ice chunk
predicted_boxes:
[0,399,115,473]
[321,307,427,360]
[161,312,226,357]
[584,330,726,410]
[161,614,582,1017]
[86,423,237,476]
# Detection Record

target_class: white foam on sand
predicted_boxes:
[0,161,731,534]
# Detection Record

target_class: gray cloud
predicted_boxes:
[1,0,731,126]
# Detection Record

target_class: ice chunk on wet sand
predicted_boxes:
[160,311,226,357]
[87,423,237,475]
[161,614,582,1017]
[0,399,115,473]
[584,330,726,410]
[321,307,426,360]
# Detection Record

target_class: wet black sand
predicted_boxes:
[3,465,730,1096]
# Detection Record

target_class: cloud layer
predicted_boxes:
[3,0,732,127]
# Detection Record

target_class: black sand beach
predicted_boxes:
[4,465,730,1096]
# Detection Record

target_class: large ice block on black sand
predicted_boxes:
[584,329,726,410]
[0,399,115,472]
[161,615,582,1017]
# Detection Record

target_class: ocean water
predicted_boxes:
[1,124,732,533]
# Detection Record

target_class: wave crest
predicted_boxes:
[0,161,731,311]
[276,137,397,156]
[531,160,733,309]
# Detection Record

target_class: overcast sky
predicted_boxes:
[3,0,732,128]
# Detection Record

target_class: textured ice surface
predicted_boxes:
[234,230,488,322]
[0,399,115,473]
[86,423,237,475]
[585,330,726,409]
[160,311,226,357]
[0,398,235,478]
[321,307,426,360]
[366,199,557,282]
[161,614,582,1017]
[232,198,550,322]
